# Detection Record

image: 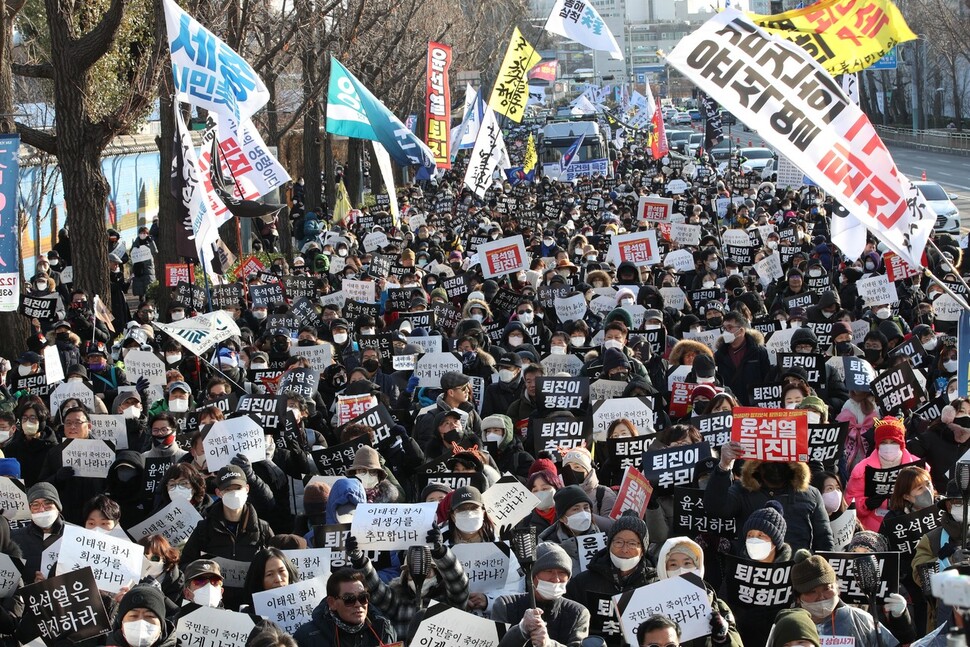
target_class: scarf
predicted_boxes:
[329,607,366,634]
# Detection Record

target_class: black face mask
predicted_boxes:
[55,332,71,343]
[116,466,138,483]
[608,372,630,382]
[298,339,316,347]
[835,341,851,356]
[272,341,289,354]
[760,462,792,487]
[864,348,882,363]
[707,316,723,329]
[362,358,380,373]
[693,400,710,415]
[562,467,585,486]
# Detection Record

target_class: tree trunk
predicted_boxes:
[155,69,177,316]
[346,139,363,206]
[324,132,335,212]
[298,0,321,213]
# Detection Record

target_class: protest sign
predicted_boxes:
[479,235,527,279]
[722,555,794,609]
[17,567,110,645]
[694,412,733,452]
[857,274,899,306]
[817,552,900,604]
[591,397,654,441]
[843,356,876,392]
[554,293,587,323]
[291,343,333,374]
[884,251,921,282]
[312,436,368,476]
[252,577,326,635]
[279,368,320,399]
[87,414,127,449]
[731,407,809,462]
[541,352,584,377]
[807,422,849,470]
[123,350,167,385]
[777,353,825,391]
[670,223,701,246]
[636,196,674,222]
[43,345,63,385]
[56,526,144,594]
[143,456,175,497]
[830,508,858,551]
[19,295,57,320]
[672,487,737,538]
[203,416,265,472]
[351,502,438,551]
[641,443,712,491]
[129,498,204,547]
[336,394,378,427]
[0,478,28,521]
[61,439,115,478]
[411,603,505,647]
[883,506,943,553]
[608,230,660,267]
[210,283,245,310]
[482,475,540,532]
[280,548,332,582]
[871,364,927,413]
[865,460,924,498]
[0,553,21,596]
[210,557,250,588]
[577,532,607,573]
[50,381,96,414]
[451,542,512,593]
[663,250,695,274]
[237,393,283,429]
[670,382,697,418]
[173,604,257,647]
[536,376,589,411]
[615,573,713,647]
[414,352,463,388]
[889,336,927,370]
[531,417,588,457]
[603,437,652,484]
[610,467,653,520]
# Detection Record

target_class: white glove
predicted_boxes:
[884,592,908,618]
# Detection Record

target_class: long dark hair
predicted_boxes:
[244,547,299,600]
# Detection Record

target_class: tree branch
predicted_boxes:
[71,0,126,71]
[11,62,53,79]
[15,121,56,154]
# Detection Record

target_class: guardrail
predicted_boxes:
[876,125,970,155]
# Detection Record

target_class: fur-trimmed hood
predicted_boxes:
[740,460,811,493]
[669,339,714,366]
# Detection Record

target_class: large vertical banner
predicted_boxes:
[425,42,453,170]
[488,27,541,123]
[959,310,970,398]
[0,135,19,311]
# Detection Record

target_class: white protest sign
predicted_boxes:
[343,279,375,303]
[608,230,661,267]
[660,286,687,310]
[56,525,144,594]
[61,439,115,478]
[541,352,584,377]
[174,605,256,647]
[482,475,540,531]
[202,416,266,472]
[362,231,390,253]
[0,478,28,521]
[40,536,62,576]
[412,603,504,647]
[211,556,250,587]
[451,542,511,593]
[406,335,443,354]
[682,329,720,352]
[318,290,345,308]
[591,397,655,441]
[589,378,629,400]
[615,573,713,646]
[577,532,607,573]
[664,249,695,273]
[670,223,702,247]
[857,274,899,306]
[721,228,751,248]
[479,235,528,279]
[351,502,438,551]
[755,253,784,282]
[128,499,204,547]
[293,343,334,373]
[281,548,333,582]
[252,576,327,634]
[851,318,871,344]
[765,327,798,364]
[49,381,96,415]
[60,266,73,284]
[637,196,674,222]
[414,352,463,388]
[0,553,21,596]
[123,350,168,386]
[830,508,857,551]
[392,354,418,371]
[622,303,647,330]
[590,295,618,316]
[666,179,689,194]
[554,294,588,323]
[43,345,64,385]
[88,414,128,450]
[130,245,153,265]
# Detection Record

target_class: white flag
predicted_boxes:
[214,113,290,200]
[570,94,598,115]
[463,107,505,199]
[527,85,547,106]
[544,0,622,60]
[371,142,400,225]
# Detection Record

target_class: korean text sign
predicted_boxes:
[730,407,809,462]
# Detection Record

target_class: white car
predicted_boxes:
[674,112,692,125]
[914,180,961,234]
[737,147,776,173]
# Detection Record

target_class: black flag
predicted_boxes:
[703,94,724,152]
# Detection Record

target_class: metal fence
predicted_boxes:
[876,126,970,154]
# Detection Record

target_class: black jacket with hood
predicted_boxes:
[483,414,533,480]
[712,330,771,406]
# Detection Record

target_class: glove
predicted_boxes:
[884,592,908,618]
[345,535,364,566]
[865,495,887,511]
[56,466,75,482]
[230,453,254,480]
[427,524,446,559]
[709,609,730,643]
[406,374,419,394]
[135,376,150,395]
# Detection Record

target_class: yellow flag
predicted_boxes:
[523,134,537,174]
[333,180,352,225]
[489,27,541,123]
[750,0,916,75]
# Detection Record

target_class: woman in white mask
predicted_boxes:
[137,534,184,605]
[158,463,209,514]
[446,485,492,544]
[740,501,791,564]
[345,446,399,503]
[525,467,563,534]
[109,585,171,647]
[810,471,850,523]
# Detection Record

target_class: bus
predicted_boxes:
[540,120,611,181]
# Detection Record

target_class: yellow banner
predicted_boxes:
[488,27,541,123]
[750,0,916,75]
[333,180,352,224]
[523,134,537,174]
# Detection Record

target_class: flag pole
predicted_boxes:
[927,238,970,296]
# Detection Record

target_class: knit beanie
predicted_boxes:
[563,448,593,474]
[791,548,837,594]
[27,482,62,511]
[608,510,648,548]
[771,609,820,647]
[844,531,889,554]
[554,484,593,519]
[797,396,829,421]
[303,481,330,516]
[116,585,167,625]
[741,500,786,551]
[529,458,558,477]
[533,542,572,575]
[874,416,906,447]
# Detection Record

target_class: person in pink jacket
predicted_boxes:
[845,416,927,532]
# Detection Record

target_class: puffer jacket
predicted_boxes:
[713,331,771,406]
[293,602,396,647]
[485,414,534,480]
[538,515,615,575]
[703,460,834,552]
[844,446,926,531]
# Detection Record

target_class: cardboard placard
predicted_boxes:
[56,526,144,594]
[450,542,512,593]
[479,235,528,279]
[816,552,900,604]
[615,574,713,647]
[730,407,809,462]
[411,603,505,647]
[252,577,326,635]
[17,567,110,645]
[173,604,257,647]
[61,439,115,479]
[280,548,332,582]
[481,475,540,533]
[202,416,266,472]
[641,443,713,491]
[672,487,737,538]
[351,502,438,551]
[610,466,653,520]
[414,352,463,388]
[722,555,794,609]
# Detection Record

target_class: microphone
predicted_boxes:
[853,554,883,647]
[511,527,538,609]
[407,545,432,609]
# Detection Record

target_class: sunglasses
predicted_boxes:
[191,577,222,587]
[339,593,369,606]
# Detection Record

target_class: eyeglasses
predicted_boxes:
[338,593,369,606]
[642,643,679,647]
[28,501,55,512]
[64,419,88,427]
[21,416,38,423]
[152,427,174,433]
[611,539,641,550]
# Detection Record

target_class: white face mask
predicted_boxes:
[696,376,715,385]
[518,312,534,325]
[0,431,9,444]
[610,552,640,572]
[67,377,83,384]
[251,362,269,371]
[945,359,959,373]
[22,420,39,436]
[499,369,517,383]
[806,412,821,424]
[707,261,719,271]
[745,537,773,561]
[123,405,142,420]
[454,510,485,534]
[702,281,716,289]
[122,620,161,647]
[168,485,193,502]
[508,336,524,348]
[171,311,185,321]
[535,579,567,600]
[802,595,839,618]
[17,365,32,377]
[923,337,938,352]
[221,489,248,511]
[486,432,504,444]
[565,510,591,532]
[253,310,268,320]
[822,490,842,513]
[721,331,737,345]
[31,510,58,529]
[570,337,585,348]
[361,328,376,336]
[875,307,891,320]
[471,314,484,322]
[534,489,555,510]
[144,559,165,578]
[356,472,379,490]
[767,240,778,250]
[193,583,222,607]
[878,443,902,464]
[550,346,567,355]
[620,298,634,307]
[168,398,188,413]
[165,354,182,364]
[952,504,965,523]
[667,566,697,579]
[332,332,348,345]
[604,339,623,351]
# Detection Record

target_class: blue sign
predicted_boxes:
[636,73,646,83]
[870,48,897,70]
[0,135,19,311]
[405,114,418,133]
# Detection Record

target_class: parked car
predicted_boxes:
[689,109,703,122]
[719,110,736,126]
[737,147,776,173]
[674,112,692,125]
[710,140,735,161]
[914,180,961,234]
[666,129,693,153]
[686,133,705,155]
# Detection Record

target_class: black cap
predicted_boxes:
[450,485,484,509]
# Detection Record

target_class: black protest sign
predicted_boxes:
[490,287,524,316]
[279,368,320,398]
[915,400,943,422]
[588,593,624,641]
[11,373,53,398]
[749,383,782,409]
[640,329,666,357]
[865,460,925,498]
[807,422,848,470]
[144,456,176,497]
[267,313,299,331]
[358,333,397,368]
[672,487,737,538]
[890,337,928,370]
[722,555,794,609]
[342,404,396,450]
[641,443,713,491]
[415,469,488,493]
[434,196,454,214]
[693,412,733,450]
[342,300,380,324]
[531,417,588,458]
[369,254,392,279]
[784,292,815,310]
[871,364,927,414]
[816,552,900,604]
[175,281,208,310]
[466,235,488,252]
[752,319,782,337]
[688,288,721,308]
[482,321,505,345]
[777,353,826,391]
[210,284,245,309]
[442,273,472,302]
[805,322,833,347]
[237,393,283,431]
[843,356,875,392]
[725,245,754,266]
[430,302,463,333]
[805,274,830,292]
[603,436,652,484]
[779,245,800,265]
[290,297,323,329]
[778,226,799,244]
[16,567,110,645]
[536,376,589,411]
[884,506,943,553]
[311,436,369,476]
[398,310,435,329]
[385,288,413,313]
[249,282,285,307]
[283,275,316,300]
[19,295,57,320]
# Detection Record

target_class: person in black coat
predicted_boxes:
[38,407,108,525]
[293,568,396,647]
[4,397,57,487]
[713,312,771,406]
[105,450,154,529]
[106,585,177,647]
[11,482,65,578]
[482,414,533,480]
[481,353,524,419]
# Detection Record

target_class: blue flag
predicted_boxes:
[504,167,535,186]
[560,132,587,172]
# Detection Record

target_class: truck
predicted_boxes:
[540,120,612,181]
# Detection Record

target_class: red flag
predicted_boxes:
[650,100,668,160]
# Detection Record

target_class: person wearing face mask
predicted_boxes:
[909,397,970,494]
[108,585,175,647]
[561,448,616,518]
[345,524,468,639]
[136,533,184,607]
[538,485,613,574]
[791,550,899,647]
[493,542,589,647]
[50,320,82,377]
[12,483,63,577]
[929,338,961,401]
[179,466,274,609]
[4,398,57,485]
[104,451,154,528]
[480,353,524,419]
[768,608,821,647]
[712,312,771,407]
[805,289,843,324]
[445,486,494,547]
[523,466,563,534]
[564,511,659,647]
[461,297,493,326]
[157,463,210,516]
[481,414,534,480]
[82,340,130,403]
[823,321,864,361]
[412,372,482,450]
[845,416,922,531]
[130,226,158,302]
[582,321,650,383]
[176,559,226,614]
[113,391,150,452]
[346,446,399,504]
